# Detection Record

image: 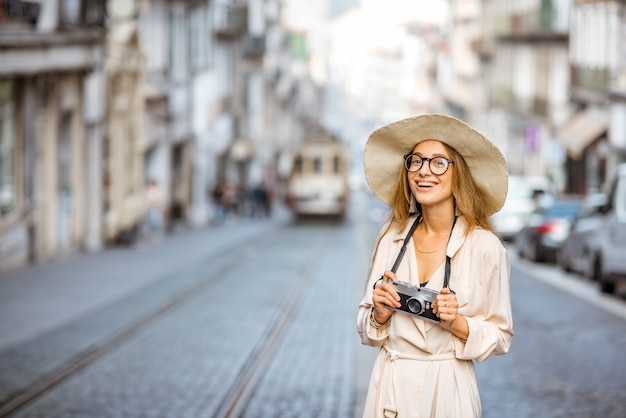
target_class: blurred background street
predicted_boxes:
[2,0,626,417]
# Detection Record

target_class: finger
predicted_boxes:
[379,292,401,308]
[382,270,397,283]
[436,294,456,307]
[373,289,400,309]
[374,300,397,312]
[378,282,400,302]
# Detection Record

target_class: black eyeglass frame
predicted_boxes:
[403,154,454,175]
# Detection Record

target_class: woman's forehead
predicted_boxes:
[412,140,447,154]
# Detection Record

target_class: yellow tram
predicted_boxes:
[284,132,350,219]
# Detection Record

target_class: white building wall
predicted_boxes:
[190,72,214,226]
[140,0,169,73]
[610,103,626,150]
[82,59,105,252]
[36,0,59,32]
[513,45,536,113]
[549,47,571,125]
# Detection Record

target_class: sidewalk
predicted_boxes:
[0,218,281,352]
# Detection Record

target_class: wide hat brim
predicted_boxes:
[364,114,509,215]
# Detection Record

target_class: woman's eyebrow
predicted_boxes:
[411,152,450,158]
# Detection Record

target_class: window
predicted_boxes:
[189,4,212,71]
[333,155,341,174]
[169,5,187,80]
[293,155,302,174]
[313,156,322,173]
[60,0,81,26]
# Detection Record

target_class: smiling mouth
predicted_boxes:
[417,181,437,188]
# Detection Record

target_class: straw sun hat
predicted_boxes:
[363,114,509,215]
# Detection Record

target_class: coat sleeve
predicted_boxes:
[454,237,514,362]
[357,222,393,347]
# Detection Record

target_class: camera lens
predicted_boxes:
[407,297,423,314]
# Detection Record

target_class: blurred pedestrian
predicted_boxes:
[249,182,270,219]
[145,179,165,242]
[260,181,272,217]
[357,114,514,417]
[211,181,226,224]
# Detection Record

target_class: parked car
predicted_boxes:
[491,175,555,241]
[588,163,626,294]
[516,195,584,263]
[556,193,608,274]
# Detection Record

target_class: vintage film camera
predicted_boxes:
[379,215,455,323]
[385,280,440,322]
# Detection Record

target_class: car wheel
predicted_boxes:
[592,255,602,281]
[600,281,616,294]
[516,239,525,259]
[592,255,616,294]
[532,242,542,262]
[557,248,570,271]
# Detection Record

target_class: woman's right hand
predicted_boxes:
[372,270,401,324]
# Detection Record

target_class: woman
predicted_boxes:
[357,114,514,417]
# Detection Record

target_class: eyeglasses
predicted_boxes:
[404,154,454,175]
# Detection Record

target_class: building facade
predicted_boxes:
[563,0,626,194]
[0,0,307,271]
[0,0,106,269]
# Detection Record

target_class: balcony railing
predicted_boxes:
[60,0,105,28]
[0,0,40,27]
[571,65,612,93]
[491,86,515,108]
[495,0,569,41]
[213,1,247,38]
[242,34,265,58]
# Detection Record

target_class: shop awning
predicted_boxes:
[557,108,608,160]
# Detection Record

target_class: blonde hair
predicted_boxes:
[387,143,494,235]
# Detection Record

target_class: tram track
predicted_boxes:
[0,226,285,418]
[213,223,336,418]
[0,221,338,418]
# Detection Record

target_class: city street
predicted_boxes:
[1,190,626,418]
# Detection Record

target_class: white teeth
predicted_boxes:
[418,182,436,187]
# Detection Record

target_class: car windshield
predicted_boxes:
[544,202,581,220]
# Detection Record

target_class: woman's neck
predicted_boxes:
[419,206,455,235]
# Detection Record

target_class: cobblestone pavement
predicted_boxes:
[0,220,284,412]
[476,258,626,418]
[8,225,332,417]
[1,191,626,417]
[241,219,363,418]
[3,209,373,417]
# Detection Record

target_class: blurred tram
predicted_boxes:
[284,131,350,219]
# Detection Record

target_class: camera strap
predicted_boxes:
[385,215,456,292]
[390,215,422,273]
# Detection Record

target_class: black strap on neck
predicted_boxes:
[388,215,456,292]
[390,215,421,273]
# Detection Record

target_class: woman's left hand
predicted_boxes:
[433,288,458,325]
[434,288,469,340]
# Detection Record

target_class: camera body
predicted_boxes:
[386,281,440,322]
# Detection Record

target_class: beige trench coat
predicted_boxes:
[357,215,514,418]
